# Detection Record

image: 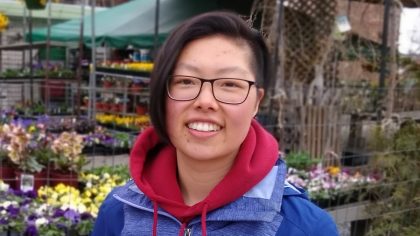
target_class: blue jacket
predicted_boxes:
[91,160,338,235]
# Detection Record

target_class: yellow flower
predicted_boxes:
[28,125,36,133]
[327,166,341,176]
[83,190,92,198]
[0,13,9,31]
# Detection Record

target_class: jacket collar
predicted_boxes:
[113,159,287,224]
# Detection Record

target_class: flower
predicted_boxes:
[50,132,88,173]
[1,124,44,173]
[287,164,379,202]
[1,186,94,236]
[0,180,9,191]
[326,166,341,176]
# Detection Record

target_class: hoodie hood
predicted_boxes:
[130,119,279,224]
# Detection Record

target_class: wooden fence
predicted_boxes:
[299,105,341,165]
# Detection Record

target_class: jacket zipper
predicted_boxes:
[184,228,191,236]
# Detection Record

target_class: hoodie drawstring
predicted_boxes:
[153,201,158,236]
[201,203,209,236]
[155,202,208,236]
[178,223,187,236]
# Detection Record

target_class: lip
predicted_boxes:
[185,118,223,138]
[185,118,223,128]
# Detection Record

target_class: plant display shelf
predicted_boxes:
[84,68,151,119]
[95,67,151,80]
[328,201,370,224]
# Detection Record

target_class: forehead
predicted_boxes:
[174,35,254,76]
[181,35,252,58]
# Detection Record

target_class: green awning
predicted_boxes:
[29,0,218,49]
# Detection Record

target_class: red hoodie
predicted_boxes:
[130,119,279,236]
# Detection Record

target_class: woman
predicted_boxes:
[91,11,338,236]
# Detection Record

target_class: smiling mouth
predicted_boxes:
[187,122,221,132]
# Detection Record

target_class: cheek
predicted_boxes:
[227,103,257,131]
[165,100,179,136]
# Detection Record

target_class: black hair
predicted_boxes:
[149,11,272,143]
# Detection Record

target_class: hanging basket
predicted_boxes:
[0,13,9,31]
[24,0,47,10]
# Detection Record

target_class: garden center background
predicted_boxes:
[0,0,419,235]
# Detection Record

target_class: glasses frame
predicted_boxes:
[166,75,257,105]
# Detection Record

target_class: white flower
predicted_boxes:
[35,217,48,227]
[1,201,17,208]
[35,204,49,215]
[60,204,70,211]
[0,181,9,191]
[77,204,87,213]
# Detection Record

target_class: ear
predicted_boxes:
[252,88,265,117]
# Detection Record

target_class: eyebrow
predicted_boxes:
[175,62,251,77]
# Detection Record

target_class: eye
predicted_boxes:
[221,81,240,87]
[218,79,247,89]
[172,76,199,86]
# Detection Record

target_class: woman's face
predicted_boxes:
[166,35,264,163]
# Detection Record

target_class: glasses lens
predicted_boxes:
[167,76,253,104]
[168,76,201,100]
[213,78,251,104]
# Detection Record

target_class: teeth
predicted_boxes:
[188,122,221,132]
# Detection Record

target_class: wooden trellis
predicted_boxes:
[299,105,341,165]
[282,0,340,159]
[282,0,337,84]
[252,0,342,159]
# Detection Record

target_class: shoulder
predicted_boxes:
[277,182,339,236]
[98,186,126,216]
[91,186,125,236]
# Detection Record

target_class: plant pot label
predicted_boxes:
[20,173,35,192]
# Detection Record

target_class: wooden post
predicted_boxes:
[385,5,399,118]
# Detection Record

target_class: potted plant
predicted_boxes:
[111,97,127,113]
[0,149,16,189]
[24,0,47,10]
[2,124,46,191]
[115,78,125,89]
[101,76,115,88]
[0,186,94,236]
[102,97,113,112]
[82,96,89,107]
[130,81,145,93]
[95,98,105,111]
[135,102,148,115]
[1,125,17,188]
[50,132,88,188]
[285,151,320,171]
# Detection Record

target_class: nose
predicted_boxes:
[193,81,219,110]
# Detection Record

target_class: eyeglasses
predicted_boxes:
[167,75,256,105]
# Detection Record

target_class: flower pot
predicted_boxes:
[115,80,124,89]
[103,81,114,88]
[0,164,16,189]
[25,0,46,10]
[131,84,143,93]
[103,103,112,111]
[96,102,104,110]
[111,103,123,113]
[49,171,78,188]
[14,170,46,192]
[136,105,147,115]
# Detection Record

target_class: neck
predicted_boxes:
[176,150,237,206]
